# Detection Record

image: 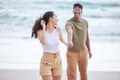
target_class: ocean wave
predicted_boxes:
[81,2,120,8]
[0,12,32,26]
[0,0,120,42]
[83,15,120,19]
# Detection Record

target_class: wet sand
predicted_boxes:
[0,69,120,80]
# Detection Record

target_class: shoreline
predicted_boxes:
[0,42,120,80]
[0,41,120,71]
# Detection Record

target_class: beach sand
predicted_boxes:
[0,69,120,80]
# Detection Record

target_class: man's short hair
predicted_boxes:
[73,3,83,10]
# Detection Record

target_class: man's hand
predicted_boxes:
[88,52,92,59]
[67,41,73,48]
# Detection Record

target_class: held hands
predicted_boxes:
[67,41,73,48]
[40,20,46,29]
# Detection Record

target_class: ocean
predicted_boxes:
[0,0,120,71]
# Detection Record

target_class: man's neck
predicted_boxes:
[74,17,81,22]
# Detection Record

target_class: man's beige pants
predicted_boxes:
[66,50,88,80]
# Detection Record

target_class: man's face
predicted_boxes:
[73,6,82,18]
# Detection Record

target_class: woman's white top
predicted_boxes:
[42,29,60,53]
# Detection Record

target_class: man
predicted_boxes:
[65,3,92,80]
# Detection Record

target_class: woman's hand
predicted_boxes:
[67,41,73,48]
[40,20,46,29]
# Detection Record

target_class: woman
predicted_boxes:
[31,11,67,80]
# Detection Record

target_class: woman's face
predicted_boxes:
[51,14,58,25]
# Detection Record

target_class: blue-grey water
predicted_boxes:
[0,0,120,41]
[0,0,120,70]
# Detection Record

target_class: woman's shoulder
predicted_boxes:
[54,26,61,30]
[54,26,62,34]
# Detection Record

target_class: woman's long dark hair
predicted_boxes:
[31,11,54,38]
